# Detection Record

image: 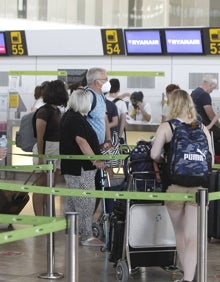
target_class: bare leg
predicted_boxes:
[167,204,197,281]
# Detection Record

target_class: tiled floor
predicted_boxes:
[0,180,220,281]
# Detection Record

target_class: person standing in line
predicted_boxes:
[60,88,105,246]
[106,78,128,144]
[129,91,152,123]
[31,81,48,112]
[85,67,111,147]
[161,83,180,122]
[191,75,219,153]
[151,89,214,282]
[105,98,119,142]
[32,80,69,216]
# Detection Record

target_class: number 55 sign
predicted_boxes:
[101,29,125,55]
[5,31,28,56]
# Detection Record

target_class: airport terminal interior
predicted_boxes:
[1,1,220,282]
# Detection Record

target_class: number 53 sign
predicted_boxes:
[101,29,125,55]
[5,31,28,56]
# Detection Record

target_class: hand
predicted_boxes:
[0,147,7,159]
[93,160,105,170]
[103,141,112,150]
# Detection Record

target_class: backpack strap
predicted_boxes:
[113,98,121,104]
[86,88,106,118]
[167,119,181,133]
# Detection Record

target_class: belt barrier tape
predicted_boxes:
[0,154,219,244]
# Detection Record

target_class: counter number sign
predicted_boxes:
[208,28,220,55]
[101,29,125,55]
[5,31,28,56]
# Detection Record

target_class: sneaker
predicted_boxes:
[80,237,104,247]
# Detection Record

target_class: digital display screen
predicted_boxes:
[203,28,220,55]
[124,29,163,55]
[0,32,7,55]
[164,29,203,54]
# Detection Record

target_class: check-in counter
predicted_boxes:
[125,120,159,145]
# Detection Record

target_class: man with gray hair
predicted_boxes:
[191,74,220,154]
[86,67,111,146]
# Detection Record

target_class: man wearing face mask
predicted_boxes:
[86,67,111,147]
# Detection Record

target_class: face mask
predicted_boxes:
[101,80,111,93]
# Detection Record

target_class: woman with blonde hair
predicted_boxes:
[151,89,214,282]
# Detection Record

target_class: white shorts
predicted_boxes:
[33,141,60,170]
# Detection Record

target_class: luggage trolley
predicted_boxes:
[115,165,177,282]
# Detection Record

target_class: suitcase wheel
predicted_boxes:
[92,222,104,241]
[116,259,129,282]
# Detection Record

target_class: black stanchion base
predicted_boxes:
[38,272,64,280]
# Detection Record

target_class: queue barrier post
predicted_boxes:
[196,188,208,282]
[39,159,64,280]
[65,212,79,282]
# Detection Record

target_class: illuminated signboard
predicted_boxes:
[124,29,163,55]
[5,30,28,56]
[101,29,125,55]
[164,29,204,54]
[0,32,7,55]
[203,28,220,55]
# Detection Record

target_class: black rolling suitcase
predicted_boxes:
[0,171,40,215]
[108,199,126,263]
[208,170,220,239]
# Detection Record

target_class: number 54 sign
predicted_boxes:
[5,31,28,56]
[101,29,125,55]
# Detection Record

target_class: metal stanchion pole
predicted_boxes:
[39,160,64,280]
[196,188,208,282]
[65,212,79,282]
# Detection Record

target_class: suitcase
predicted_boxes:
[208,170,220,239]
[108,199,126,263]
[0,190,29,215]
[127,203,176,268]
[0,171,38,215]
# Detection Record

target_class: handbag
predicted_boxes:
[101,143,121,168]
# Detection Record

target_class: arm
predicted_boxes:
[137,102,151,122]
[207,112,220,130]
[0,147,7,159]
[203,126,214,165]
[104,115,111,142]
[108,115,119,129]
[204,105,220,128]
[119,112,126,138]
[75,136,104,169]
[35,118,47,164]
[117,92,131,100]
[151,122,171,162]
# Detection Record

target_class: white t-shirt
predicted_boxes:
[128,102,152,123]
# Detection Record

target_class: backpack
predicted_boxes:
[167,119,212,187]
[15,112,37,152]
[124,140,163,192]
[16,104,54,152]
